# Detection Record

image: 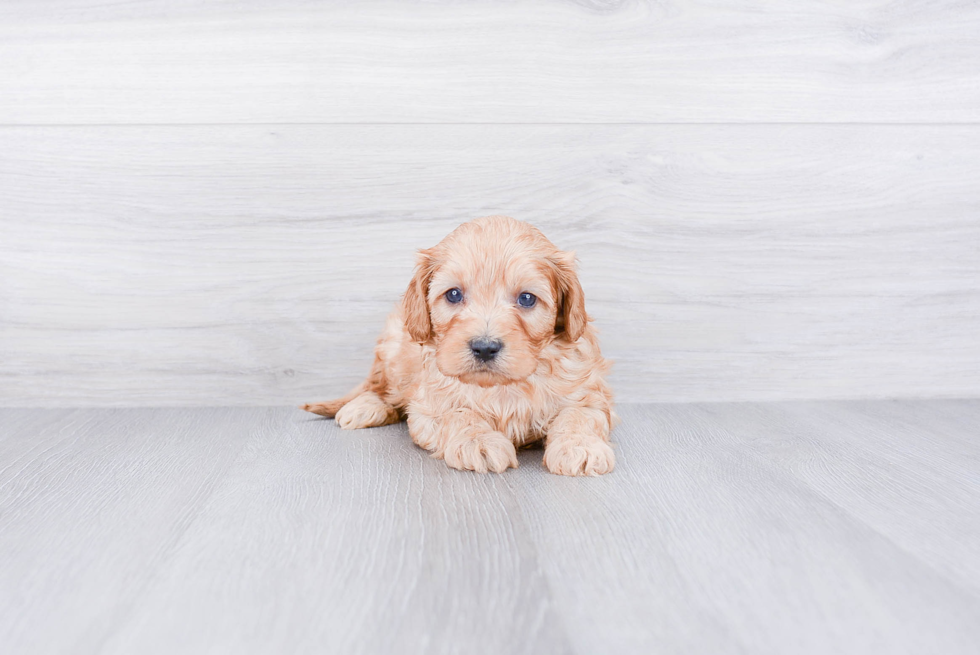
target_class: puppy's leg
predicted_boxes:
[300,383,365,418]
[301,347,399,428]
[407,406,518,474]
[543,406,615,476]
[333,391,400,429]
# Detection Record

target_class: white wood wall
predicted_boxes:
[1,1,979,406]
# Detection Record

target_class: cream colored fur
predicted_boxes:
[302,216,616,476]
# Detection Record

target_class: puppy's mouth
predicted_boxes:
[456,368,519,387]
[453,359,526,387]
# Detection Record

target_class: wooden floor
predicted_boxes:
[1,402,978,654]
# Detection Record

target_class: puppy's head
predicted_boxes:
[402,215,587,386]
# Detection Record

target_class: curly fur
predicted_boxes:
[302,216,616,476]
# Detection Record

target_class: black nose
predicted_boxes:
[469,337,503,362]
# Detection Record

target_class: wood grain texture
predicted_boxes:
[0,407,254,655]
[509,402,980,654]
[2,1,980,124]
[97,413,568,655]
[2,124,979,405]
[2,402,979,654]
[714,400,980,595]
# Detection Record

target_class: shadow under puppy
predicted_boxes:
[302,215,616,476]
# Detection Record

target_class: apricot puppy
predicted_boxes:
[302,216,615,476]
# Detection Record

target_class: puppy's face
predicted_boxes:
[402,216,586,387]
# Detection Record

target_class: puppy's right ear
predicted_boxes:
[402,249,437,343]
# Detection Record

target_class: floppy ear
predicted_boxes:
[402,249,437,343]
[551,251,587,342]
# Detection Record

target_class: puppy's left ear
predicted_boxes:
[402,249,437,343]
[551,250,588,342]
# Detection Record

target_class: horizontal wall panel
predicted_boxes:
[1,124,978,405]
[2,1,980,124]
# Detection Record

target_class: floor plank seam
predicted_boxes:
[87,410,258,654]
[502,473,581,655]
[699,405,980,603]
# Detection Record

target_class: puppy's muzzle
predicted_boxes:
[469,337,503,363]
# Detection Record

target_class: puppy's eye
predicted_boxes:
[517,292,537,308]
[445,288,464,304]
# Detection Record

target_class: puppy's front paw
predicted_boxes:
[544,437,615,476]
[334,392,398,430]
[442,431,518,474]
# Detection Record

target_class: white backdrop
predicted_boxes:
[2,1,979,406]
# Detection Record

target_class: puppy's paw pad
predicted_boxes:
[443,432,518,474]
[544,438,615,476]
[334,393,396,430]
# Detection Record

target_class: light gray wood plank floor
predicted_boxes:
[1,402,978,654]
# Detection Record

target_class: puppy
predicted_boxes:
[302,215,616,476]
